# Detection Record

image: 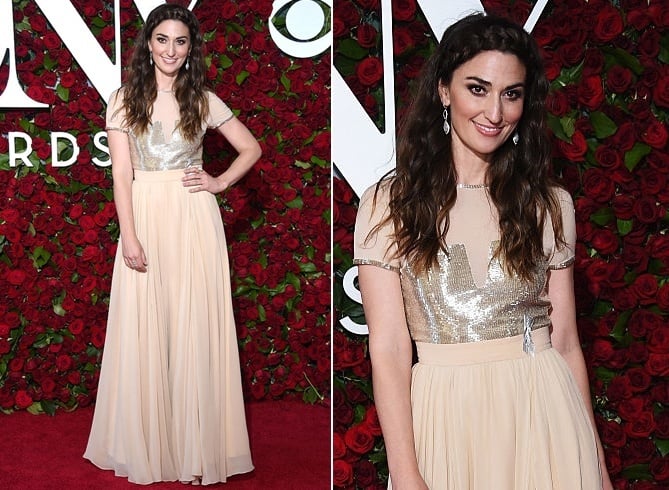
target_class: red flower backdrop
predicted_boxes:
[334,0,669,488]
[0,0,330,414]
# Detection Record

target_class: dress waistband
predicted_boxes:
[133,168,186,182]
[415,327,551,366]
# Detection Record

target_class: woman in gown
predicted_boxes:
[354,13,613,490]
[84,4,261,485]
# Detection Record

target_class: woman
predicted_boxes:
[84,4,261,485]
[354,13,613,490]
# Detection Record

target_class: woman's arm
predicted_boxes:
[109,129,147,272]
[358,265,428,490]
[182,117,261,194]
[548,265,613,490]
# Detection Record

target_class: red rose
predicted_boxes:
[344,423,375,454]
[592,5,624,42]
[392,0,416,21]
[393,28,415,57]
[631,274,659,305]
[557,130,588,161]
[627,342,649,364]
[333,459,353,487]
[649,327,669,353]
[582,168,615,203]
[656,411,669,438]
[633,196,662,224]
[355,459,377,488]
[7,269,27,286]
[611,122,637,151]
[14,389,33,409]
[589,228,618,255]
[546,90,569,117]
[606,65,633,94]
[333,432,347,459]
[645,354,669,376]
[356,56,383,87]
[638,29,661,58]
[627,368,652,393]
[653,67,669,109]
[356,24,377,49]
[577,75,605,110]
[650,456,669,482]
[597,417,626,448]
[617,397,647,421]
[582,48,605,77]
[606,375,632,402]
[641,118,668,149]
[621,438,656,465]
[658,284,669,311]
[557,42,583,67]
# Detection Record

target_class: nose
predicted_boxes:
[485,97,503,124]
[166,41,176,56]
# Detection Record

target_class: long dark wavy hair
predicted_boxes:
[121,4,209,141]
[375,13,564,281]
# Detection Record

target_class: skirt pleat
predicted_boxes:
[84,169,253,485]
[396,328,601,490]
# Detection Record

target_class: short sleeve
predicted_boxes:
[545,187,576,270]
[206,91,234,128]
[353,183,401,273]
[105,87,129,133]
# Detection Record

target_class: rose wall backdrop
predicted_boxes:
[0,0,330,414]
[334,0,669,488]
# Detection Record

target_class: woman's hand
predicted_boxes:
[122,235,147,272]
[182,167,227,194]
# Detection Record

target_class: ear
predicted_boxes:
[438,81,450,107]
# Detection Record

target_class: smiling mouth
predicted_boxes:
[473,122,504,136]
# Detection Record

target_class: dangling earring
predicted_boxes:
[512,132,519,145]
[149,54,153,66]
[442,106,450,135]
[185,58,190,70]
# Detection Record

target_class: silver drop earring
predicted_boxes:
[149,54,153,66]
[442,106,450,135]
[512,132,519,145]
[185,58,190,70]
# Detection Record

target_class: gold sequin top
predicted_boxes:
[353,183,576,344]
[105,88,234,171]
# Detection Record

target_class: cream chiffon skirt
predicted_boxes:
[394,328,602,490]
[84,169,253,485]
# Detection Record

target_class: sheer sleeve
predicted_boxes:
[105,88,129,133]
[353,183,401,273]
[206,91,234,128]
[545,187,576,270]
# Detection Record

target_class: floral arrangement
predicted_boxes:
[0,0,330,414]
[334,0,668,488]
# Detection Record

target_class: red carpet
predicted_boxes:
[0,400,330,489]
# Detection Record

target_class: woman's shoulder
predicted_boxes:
[548,185,574,208]
[359,178,394,208]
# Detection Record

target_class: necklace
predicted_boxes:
[456,183,488,189]
[157,89,174,93]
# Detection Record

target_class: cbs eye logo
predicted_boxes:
[269,0,331,58]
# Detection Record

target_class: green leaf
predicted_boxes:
[53,303,66,316]
[299,262,318,273]
[656,438,669,457]
[660,34,669,65]
[620,464,652,480]
[40,399,57,416]
[235,70,250,85]
[590,207,615,226]
[602,46,644,76]
[285,196,303,209]
[336,39,369,61]
[610,310,631,341]
[27,402,44,415]
[616,219,633,236]
[294,160,311,169]
[280,73,291,92]
[218,55,233,68]
[595,366,617,383]
[590,111,618,139]
[56,85,69,102]
[257,303,266,322]
[624,142,651,171]
[591,300,613,317]
[31,246,52,269]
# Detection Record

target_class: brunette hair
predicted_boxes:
[121,3,208,141]
[376,12,564,280]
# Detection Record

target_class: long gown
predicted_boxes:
[354,183,602,489]
[84,89,254,485]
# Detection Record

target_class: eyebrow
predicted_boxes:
[155,33,189,40]
[465,76,525,90]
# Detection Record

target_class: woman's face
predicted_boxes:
[438,50,526,162]
[148,19,191,78]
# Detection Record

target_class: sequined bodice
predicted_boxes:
[128,122,205,171]
[399,242,551,344]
